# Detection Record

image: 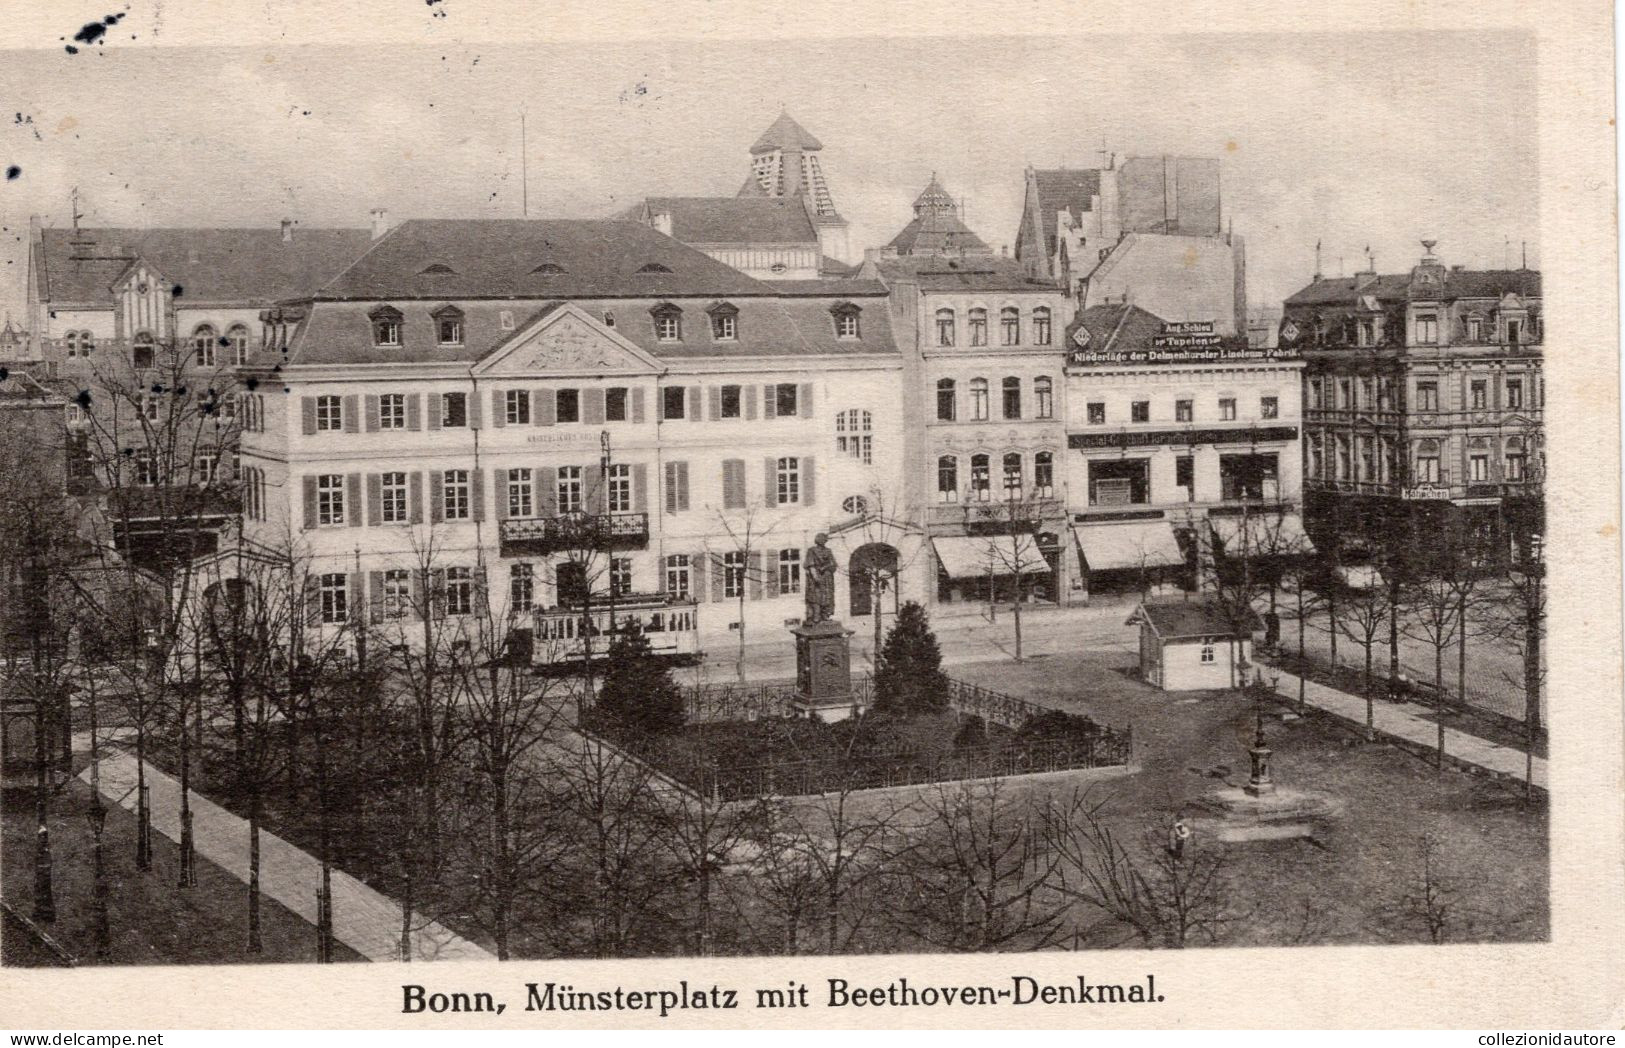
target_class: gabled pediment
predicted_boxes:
[474,302,663,378]
[111,258,168,295]
[1499,292,1526,311]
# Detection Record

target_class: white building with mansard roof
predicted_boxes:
[235,218,910,657]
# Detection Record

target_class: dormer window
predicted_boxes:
[431,304,465,345]
[531,262,565,275]
[651,303,682,342]
[419,263,457,275]
[830,301,862,339]
[707,302,739,341]
[1466,314,1483,342]
[637,262,674,275]
[369,305,404,347]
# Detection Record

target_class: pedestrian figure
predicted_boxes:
[1169,816,1192,859]
[1263,609,1281,650]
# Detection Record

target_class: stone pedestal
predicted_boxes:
[791,620,862,722]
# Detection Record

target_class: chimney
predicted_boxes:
[280,218,294,243]
[370,208,389,241]
[651,209,673,237]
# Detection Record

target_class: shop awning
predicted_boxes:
[932,535,1049,579]
[1072,519,1185,571]
[1209,512,1315,556]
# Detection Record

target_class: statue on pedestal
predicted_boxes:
[803,532,838,625]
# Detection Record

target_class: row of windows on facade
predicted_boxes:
[121,447,236,487]
[63,326,253,368]
[1309,374,1540,413]
[1344,312,1536,348]
[1307,433,1536,485]
[1073,394,1278,426]
[300,382,822,434]
[367,301,863,348]
[935,377,1055,422]
[933,307,1054,348]
[311,546,809,625]
[286,457,819,528]
[934,451,1056,503]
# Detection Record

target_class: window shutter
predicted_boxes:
[692,550,708,603]
[491,389,506,428]
[534,388,555,426]
[467,388,482,429]
[584,465,604,513]
[367,473,382,526]
[748,551,763,601]
[745,385,758,420]
[803,455,816,506]
[710,552,726,603]
[303,575,321,626]
[407,393,422,431]
[346,473,362,526]
[348,573,364,622]
[410,568,424,619]
[342,395,359,434]
[631,387,646,423]
[429,471,444,523]
[764,457,777,509]
[301,396,317,435]
[471,468,485,523]
[658,388,670,421]
[723,458,745,509]
[409,471,424,524]
[369,571,385,624]
[763,384,777,419]
[584,387,606,425]
[799,382,813,418]
[429,569,447,620]
[365,394,380,433]
[302,475,317,530]
[493,468,508,520]
[664,462,679,514]
[687,386,701,422]
[765,550,780,597]
[538,467,558,517]
[427,394,442,430]
[473,567,488,614]
[678,462,690,511]
[708,386,722,420]
[632,463,648,513]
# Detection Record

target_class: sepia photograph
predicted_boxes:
[0,0,1617,1031]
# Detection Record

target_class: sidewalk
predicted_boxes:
[1267,667,1546,789]
[80,751,495,962]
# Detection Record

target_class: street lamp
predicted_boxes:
[83,797,111,961]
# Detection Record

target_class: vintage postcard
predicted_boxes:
[0,0,1618,1030]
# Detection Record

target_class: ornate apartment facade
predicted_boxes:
[1281,243,1543,562]
[1063,304,1306,597]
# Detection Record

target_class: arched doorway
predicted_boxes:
[849,543,900,617]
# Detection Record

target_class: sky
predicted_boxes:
[0,30,1538,325]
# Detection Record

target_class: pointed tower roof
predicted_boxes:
[886,176,991,257]
[751,111,824,155]
[912,174,956,213]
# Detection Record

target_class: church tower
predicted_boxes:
[738,111,851,262]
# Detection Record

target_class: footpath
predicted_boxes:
[1265,667,1546,790]
[79,751,495,962]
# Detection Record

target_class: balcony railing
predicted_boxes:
[499,511,650,555]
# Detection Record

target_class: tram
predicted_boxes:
[524,594,702,667]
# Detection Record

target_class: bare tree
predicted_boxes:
[888,780,1067,952]
[962,481,1052,663]
[705,505,785,684]
[449,587,574,959]
[1042,790,1234,949]
[1331,558,1394,739]
[659,794,767,956]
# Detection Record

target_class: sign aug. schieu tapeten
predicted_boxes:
[1068,321,1299,366]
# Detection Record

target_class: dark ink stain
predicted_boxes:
[63,11,126,53]
[172,284,184,297]
[245,377,260,391]
[5,166,19,181]
[0,368,7,382]
[75,390,93,409]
